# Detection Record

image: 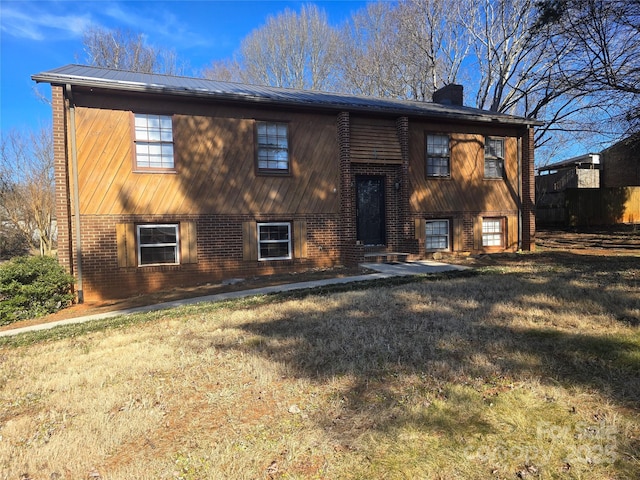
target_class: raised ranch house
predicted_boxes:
[33,65,538,302]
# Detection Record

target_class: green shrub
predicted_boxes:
[0,256,75,326]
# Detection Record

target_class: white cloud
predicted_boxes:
[0,2,93,41]
[101,2,212,49]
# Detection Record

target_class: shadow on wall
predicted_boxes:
[565,187,637,226]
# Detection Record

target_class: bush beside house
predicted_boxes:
[0,255,75,325]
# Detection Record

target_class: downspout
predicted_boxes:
[517,135,523,251]
[66,84,84,303]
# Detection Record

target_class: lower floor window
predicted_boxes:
[138,224,179,265]
[258,222,291,260]
[425,219,450,250]
[482,218,503,247]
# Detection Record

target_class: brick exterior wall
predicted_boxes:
[338,111,363,265]
[79,213,340,300]
[601,135,640,188]
[521,126,536,251]
[396,116,412,251]
[51,85,73,272]
[459,215,473,251]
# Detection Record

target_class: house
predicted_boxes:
[600,134,640,188]
[32,65,538,302]
[536,153,601,224]
[536,135,640,226]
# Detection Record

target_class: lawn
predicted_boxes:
[0,250,638,479]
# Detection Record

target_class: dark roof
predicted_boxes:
[537,153,600,173]
[32,64,541,126]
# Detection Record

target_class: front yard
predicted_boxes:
[0,238,638,479]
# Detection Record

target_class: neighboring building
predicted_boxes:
[536,135,640,226]
[536,154,600,224]
[33,65,538,302]
[600,134,640,188]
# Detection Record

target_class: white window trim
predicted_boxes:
[137,224,180,266]
[482,218,504,247]
[134,113,175,170]
[425,219,450,251]
[257,222,292,261]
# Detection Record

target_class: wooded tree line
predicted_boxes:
[1,0,637,257]
[199,0,639,154]
[84,0,640,152]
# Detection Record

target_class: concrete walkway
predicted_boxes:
[0,260,468,338]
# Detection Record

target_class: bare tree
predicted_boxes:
[337,2,409,98]
[202,58,243,83]
[82,27,184,75]
[394,0,473,96]
[0,127,55,256]
[208,5,340,90]
[536,0,640,137]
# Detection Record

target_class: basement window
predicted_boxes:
[425,219,450,251]
[482,218,504,247]
[257,222,292,260]
[137,224,179,265]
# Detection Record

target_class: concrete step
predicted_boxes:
[362,252,410,264]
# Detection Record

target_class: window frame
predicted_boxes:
[426,134,451,178]
[425,219,450,251]
[137,223,180,266]
[484,136,505,179]
[132,113,175,172]
[255,121,290,175]
[257,222,292,261]
[481,217,504,248]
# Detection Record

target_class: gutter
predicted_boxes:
[66,84,84,303]
[517,136,523,250]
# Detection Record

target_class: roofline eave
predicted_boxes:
[32,72,544,128]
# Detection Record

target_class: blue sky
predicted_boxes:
[0,0,369,133]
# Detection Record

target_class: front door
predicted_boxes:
[356,176,386,245]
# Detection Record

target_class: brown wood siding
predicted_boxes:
[350,117,403,164]
[409,122,521,214]
[72,98,340,216]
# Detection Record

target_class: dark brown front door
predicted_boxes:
[356,176,385,245]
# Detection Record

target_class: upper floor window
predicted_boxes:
[426,134,450,177]
[256,121,289,173]
[137,224,179,266]
[485,137,504,179]
[134,114,174,170]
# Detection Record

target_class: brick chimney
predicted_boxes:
[432,84,463,106]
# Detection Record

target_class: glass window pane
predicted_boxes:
[425,220,449,250]
[257,122,289,171]
[140,246,176,264]
[147,116,160,129]
[257,223,291,259]
[134,114,174,169]
[482,219,502,247]
[426,135,450,177]
[138,225,178,265]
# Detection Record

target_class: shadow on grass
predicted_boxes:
[225,252,640,409]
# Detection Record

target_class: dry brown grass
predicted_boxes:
[1,250,639,479]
